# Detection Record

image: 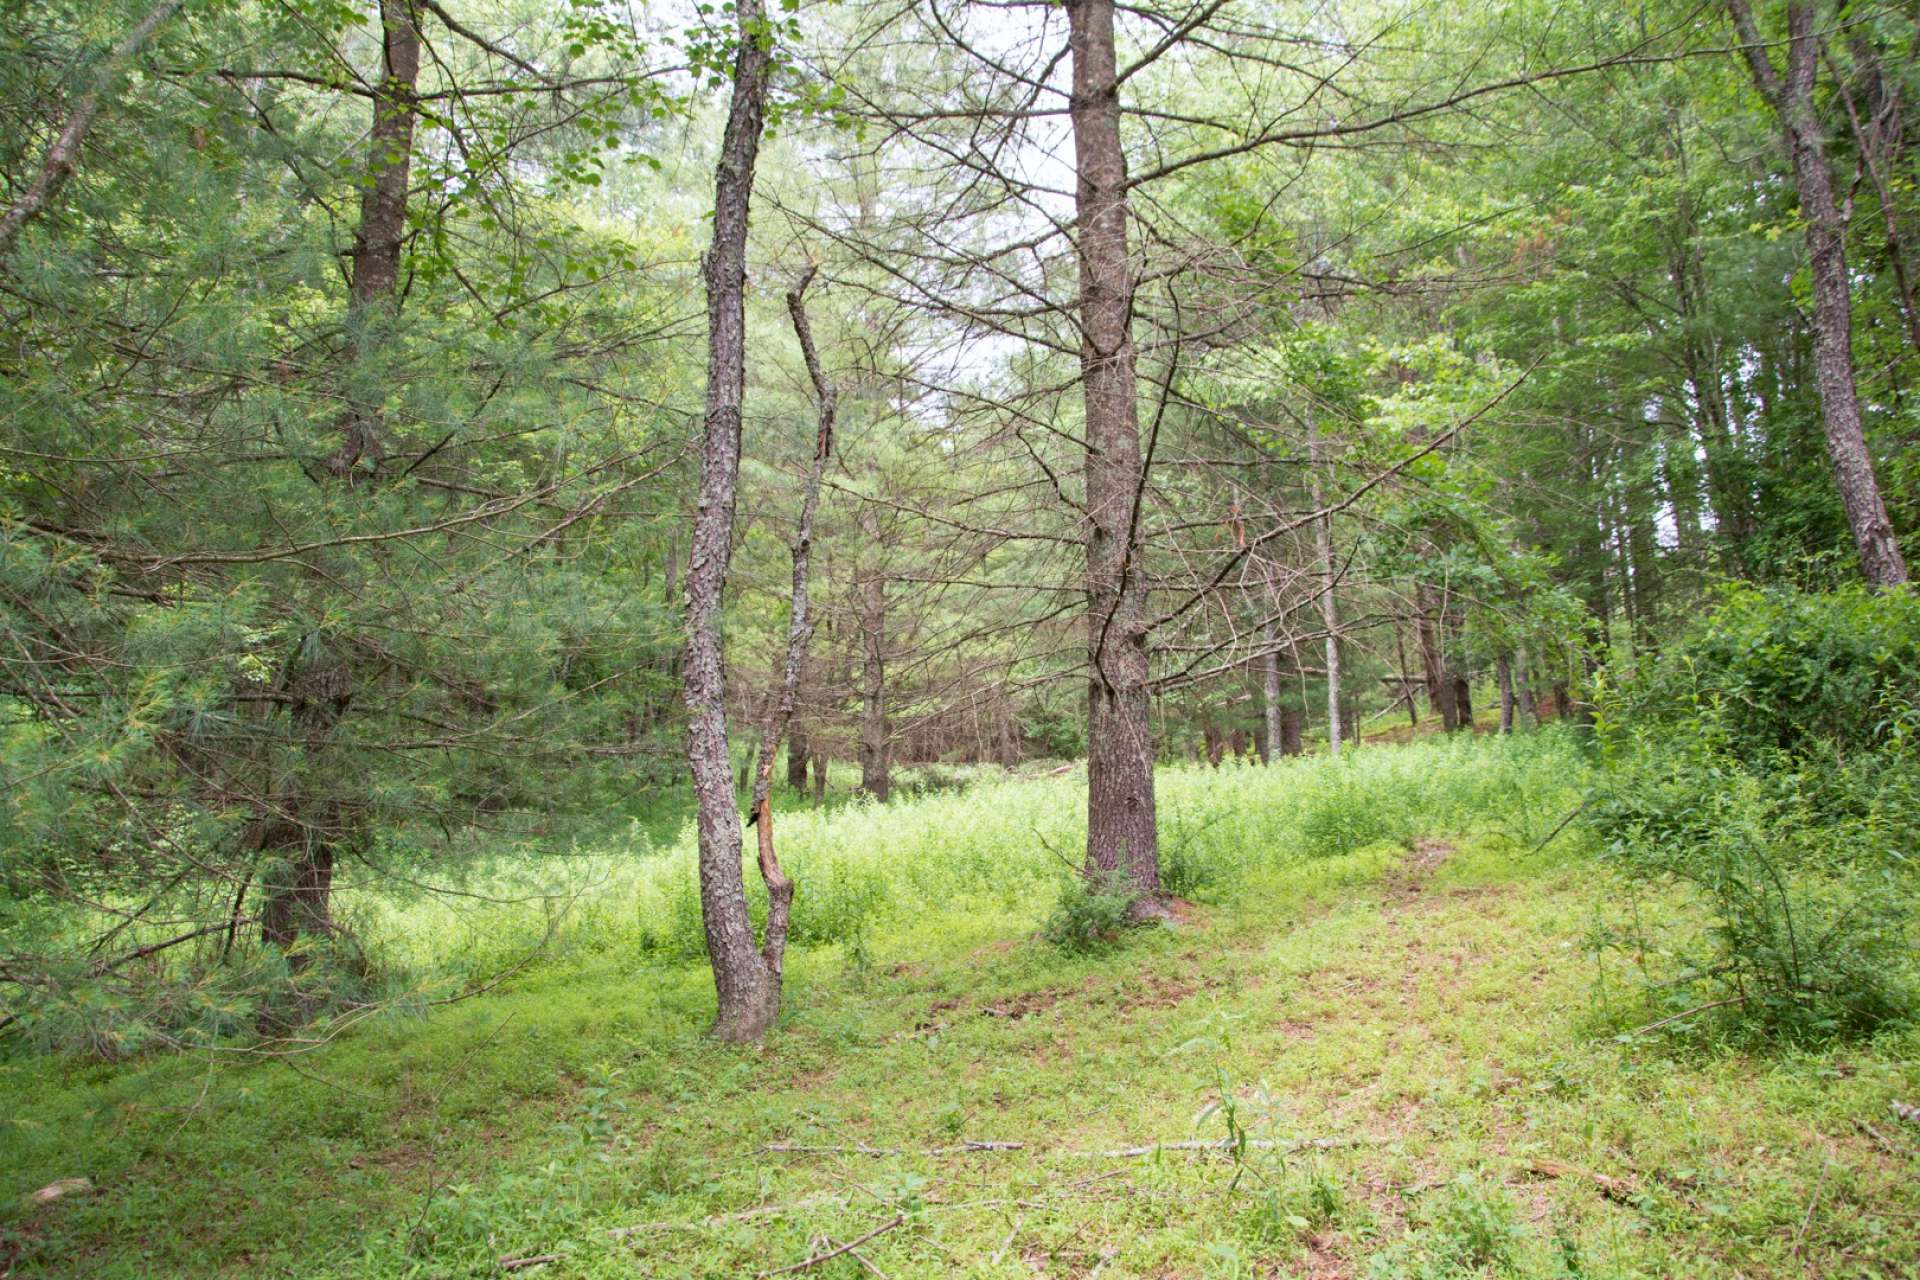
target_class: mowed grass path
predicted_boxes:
[3,784,1918,1276]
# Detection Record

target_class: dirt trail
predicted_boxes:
[1383,837,1455,904]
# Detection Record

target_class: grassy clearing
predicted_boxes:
[2,733,1916,1278]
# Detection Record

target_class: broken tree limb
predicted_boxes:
[1524,1157,1641,1204]
[760,1214,904,1278]
[1076,1136,1382,1159]
[764,1141,1025,1157]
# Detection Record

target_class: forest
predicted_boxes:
[1,0,1918,1274]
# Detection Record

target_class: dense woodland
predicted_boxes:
[2,0,1919,1275]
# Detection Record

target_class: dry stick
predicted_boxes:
[765,1141,1025,1156]
[1620,997,1745,1038]
[843,1246,891,1279]
[497,1252,562,1272]
[1791,1154,1832,1261]
[760,1214,905,1278]
[1080,1136,1378,1159]
[609,1192,851,1238]
[1525,1157,1640,1204]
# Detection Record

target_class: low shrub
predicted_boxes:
[1591,585,1920,1040]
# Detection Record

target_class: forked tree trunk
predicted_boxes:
[730,267,840,1029]
[1727,0,1908,587]
[686,0,780,1042]
[1067,0,1161,913]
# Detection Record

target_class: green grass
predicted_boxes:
[2,733,1916,1277]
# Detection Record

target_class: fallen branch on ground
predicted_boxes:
[765,1141,1024,1157]
[609,1191,852,1238]
[1619,997,1745,1038]
[1077,1136,1382,1159]
[498,1252,562,1271]
[1525,1157,1641,1203]
[760,1214,904,1277]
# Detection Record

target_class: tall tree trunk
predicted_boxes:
[786,724,810,792]
[1310,430,1342,757]
[1415,582,1458,730]
[1496,652,1515,734]
[0,0,184,260]
[1260,627,1283,764]
[329,0,422,480]
[258,1,420,963]
[730,267,840,1021]
[1395,627,1420,728]
[1515,645,1538,727]
[1067,0,1160,912]
[1280,707,1303,757]
[857,531,889,802]
[1728,0,1909,586]
[686,0,780,1042]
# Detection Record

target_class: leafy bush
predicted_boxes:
[1042,866,1139,952]
[1592,585,1920,1039]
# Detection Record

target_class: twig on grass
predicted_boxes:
[1619,997,1745,1038]
[498,1252,562,1271]
[1791,1153,1832,1261]
[765,1140,1024,1157]
[760,1214,905,1277]
[1078,1135,1380,1159]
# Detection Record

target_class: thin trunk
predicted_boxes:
[1515,645,1538,727]
[686,0,779,1042]
[857,532,889,802]
[0,0,184,259]
[734,268,839,1011]
[1310,430,1342,757]
[1728,0,1909,586]
[1068,0,1160,911]
[1497,653,1515,735]
[1395,627,1420,728]
[1260,629,1283,764]
[812,753,828,806]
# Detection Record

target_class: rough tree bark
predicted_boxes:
[729,267,841,1034]
[686,0,780,1041]
[258,0,420,962]
[1067,0,1161,913]
[786,723,810,792]
[0,0,184,260]
[1415,582,1458,730]
[329,0,422,480]
[1727,0,1908,587]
